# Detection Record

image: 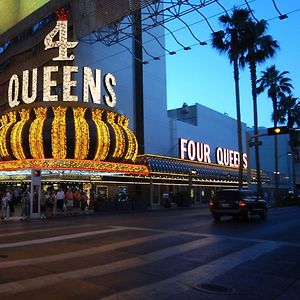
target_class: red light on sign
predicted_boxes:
[33,170,41,177]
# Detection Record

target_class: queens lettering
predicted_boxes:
[8,67,117,108]
[215,147,247,169]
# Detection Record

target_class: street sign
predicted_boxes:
[249,141,262,147]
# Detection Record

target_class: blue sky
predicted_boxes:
[166,0,300,129]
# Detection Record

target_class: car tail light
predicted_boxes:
[239,201,247,207]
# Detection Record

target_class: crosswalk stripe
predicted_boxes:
[100,240,281,300]
[0,232,174,269]
[0,235,223,296]
[0,223,97,238]
[0,227,127,249]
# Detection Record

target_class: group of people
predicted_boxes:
[39,187,93,219]
[1,186,94,221]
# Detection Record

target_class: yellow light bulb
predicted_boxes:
[274,128,281,134]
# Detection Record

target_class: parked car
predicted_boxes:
[209,189,267,221]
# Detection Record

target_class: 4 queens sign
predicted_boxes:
[7,10,117,109]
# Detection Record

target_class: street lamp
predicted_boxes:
[276,152,296,200]
[189,170,197,204]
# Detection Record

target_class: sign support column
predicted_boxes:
[30,169,42,218]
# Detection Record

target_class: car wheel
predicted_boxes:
[246,210,252,221]
[260,208,267,220]
[213,213,221,222]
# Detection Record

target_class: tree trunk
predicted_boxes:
[249,59,262,197]
[289,131,298,201]
[233,59,244,189]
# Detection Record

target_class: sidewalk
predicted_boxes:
[2,205,208,221]
[2,207,95,222]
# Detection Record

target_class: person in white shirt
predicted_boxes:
[56,188,65,215]
[1,189,11,220]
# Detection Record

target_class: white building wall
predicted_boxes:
[74,38,135,126]
[142,25,169,155]
[74,11,170,156]
[248,129,292,177]
[169,103,248,161]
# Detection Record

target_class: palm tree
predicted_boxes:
[257,65,293,203]
[211,8,251,189]
[241,19,279,197]
[257,65,293,125]
[277,94,300,200]
[277,95,300,128]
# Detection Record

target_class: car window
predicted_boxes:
[241,192,254,199]
[215,191,240,201]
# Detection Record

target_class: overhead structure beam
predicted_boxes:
[72,0,160,40]
[76,0,218,45]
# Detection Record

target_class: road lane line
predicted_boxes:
[0,227,127,249]
[0,223,102,238]
[101,240,281,300]
[0,236,223,296]
[0,232,173,269]
[114,225,300,247]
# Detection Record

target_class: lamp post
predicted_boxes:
[290,149,298,201]
[276,151,296,202]
[189,169,197,205]
[290,131,299,202]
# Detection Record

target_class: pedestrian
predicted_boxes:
[1,192,9,220]
[5,189,12,220]
[65,188,73,215]
[56,187,65,215]
[46,190,56,218]
[40,190,47,219]
[81,191,87,213]
[88,191,95,213]
[20,189,30,221]
[73,189,81,214]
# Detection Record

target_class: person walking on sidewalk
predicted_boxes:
[46,190,55,218]
[20,189,30,221]
[65,188,73,215]
[56,187,65,216]
[1,190,11,220]
[40,190,47,219]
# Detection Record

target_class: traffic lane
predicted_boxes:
[0,233,262,300]
[1,206,300,244]
[0,209,299,299]
[186,207,300,243]
[200,244,300,300]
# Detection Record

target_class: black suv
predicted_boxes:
[209,189,267,221]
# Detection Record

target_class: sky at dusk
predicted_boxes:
[166,0,300,129]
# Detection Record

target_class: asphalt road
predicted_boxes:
[0,206,299,299]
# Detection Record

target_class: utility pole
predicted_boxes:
[274,134,280,205]
[133,9,145,154]
[248,132,265,195]
[290,131,299,201]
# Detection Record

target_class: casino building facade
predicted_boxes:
[0,1,271,214]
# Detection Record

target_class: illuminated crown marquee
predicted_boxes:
[0,10,144,174]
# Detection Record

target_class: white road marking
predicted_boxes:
[0,227,127,249]
[0,223,100,238]
[101,241,281,300]
[0,232,174,269]
[0,236,223,296]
